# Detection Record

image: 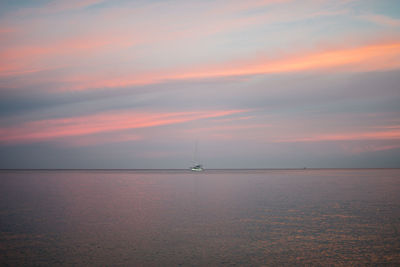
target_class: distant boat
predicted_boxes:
[190,164,204,171]
[190,140,204,171]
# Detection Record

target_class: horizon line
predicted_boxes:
[1,168,399,171]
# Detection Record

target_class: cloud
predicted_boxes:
[0,34,136,77]
[274,128,400,143]
[344,143,400,154]
[59,41,400,91]
[11,0,107,16]
[0,109,247,144]
[5,40,396,91]
[359,13,400,27]
[2,0,398,93]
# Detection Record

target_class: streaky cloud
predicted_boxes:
[61,41,400,91]
[274,128,400,143]
[0,109,247,144]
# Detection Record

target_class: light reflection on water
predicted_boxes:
[1,169,400,266]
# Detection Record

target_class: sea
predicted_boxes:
[1,169,399,266]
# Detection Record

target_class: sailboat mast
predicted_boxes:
[190,139,204,171]
[193,140,198,164]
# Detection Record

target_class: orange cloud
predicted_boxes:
[0,35,135,63]
[0,109,246,144]
[61,41,400,91]
[175,42,400,79]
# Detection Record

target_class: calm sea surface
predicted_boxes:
[1,169,400,266]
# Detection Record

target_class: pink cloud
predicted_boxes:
[0,27,16,35]
[274,128,400,143]
[0,34,136,75]
[0,109,246,144]
[343,143,400,154]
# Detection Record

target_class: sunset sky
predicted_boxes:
[1,0,400,168]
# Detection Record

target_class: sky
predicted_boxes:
[0,0,400,169]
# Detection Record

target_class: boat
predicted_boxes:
[190,164,204,172]
[190,141,204,171]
